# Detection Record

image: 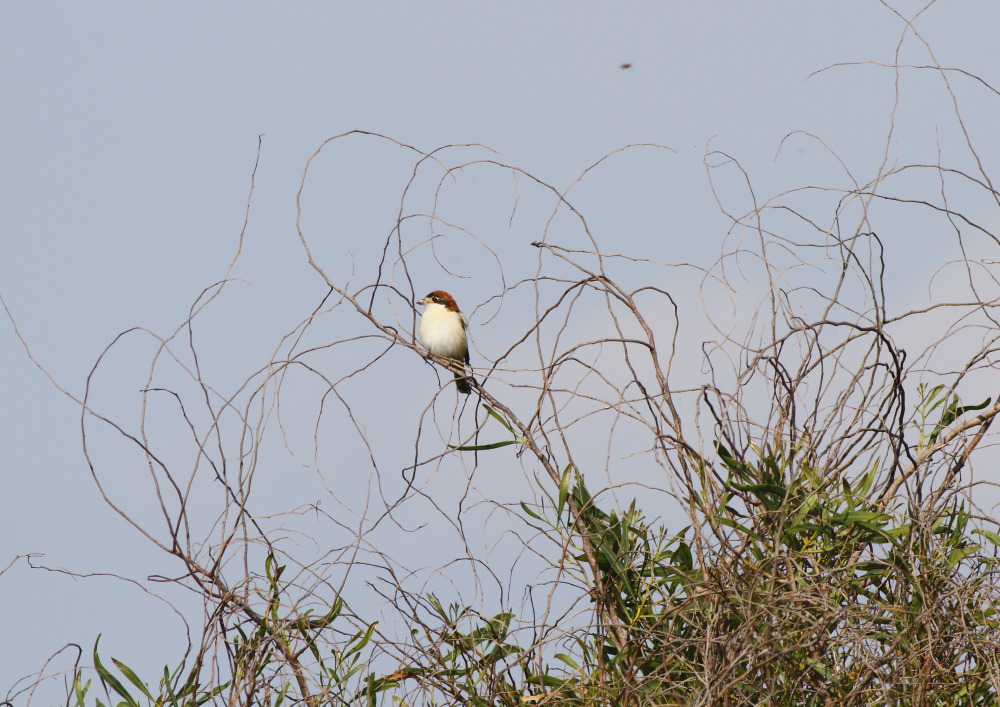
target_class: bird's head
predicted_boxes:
[417,290,461,313]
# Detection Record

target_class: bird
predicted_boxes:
[416,290,473,394]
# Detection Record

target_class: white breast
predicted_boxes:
[419,304,468,361]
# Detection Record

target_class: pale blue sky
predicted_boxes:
[4,1,1000,699]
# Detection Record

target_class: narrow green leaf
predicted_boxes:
[273,683,289,707]
[730,481,787,508]
[72,674,91,707]
[520,502,545,521]
[265,552,286,583]
[554,653,580,669]
[716,516,763,542]
[483,405,516,434]
[672,541,693,572]
[526,674,574,687]
[303,596,343,629]
[557,464,573,518]
[931,395,991,443]
[345,622,378,658]
[449,440,520,451]
[854,460,879,497]
[955,396,991,417]
[111,658,153,701]
[973,528,1000,547]
[92,636,138,707]
[715,442,746,475]
[834,510,889,525]
[784,522,823,536]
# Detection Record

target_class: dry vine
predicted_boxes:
[5,6,1000,706]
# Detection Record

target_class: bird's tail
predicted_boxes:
[444,360,474,394]
[454,370,474,394]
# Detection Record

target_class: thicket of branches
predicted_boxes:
[8,14,1000,707]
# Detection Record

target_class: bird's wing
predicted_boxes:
[460,312,470,364]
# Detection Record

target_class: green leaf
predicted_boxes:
[715,442,746,475]
[72,673,91,707]
[833,510,889,525]
[92,636,139,707]
[931,394,991,443]
[973,528,1000,547]
[264,553,285,583]
[672,541,693,573]
[557,464,573,518]
[450,439,520,451]
[527,674,574,688]
[200,681,230,705]
[345,622,378,658]
[730,481,787,509]
[783,522,823,536]
[111,658,153,701]
[273,683,289,707]
[520,502,545,521]
[854,561,893,575]
[716,516,763,542]
[483,405,516,434]
[948,544,978,567]
[554,653,580,669]
[923,384,946,412]
[954,396,991,417]
[304,598,343,630]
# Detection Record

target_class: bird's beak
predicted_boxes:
[416,297,426,306]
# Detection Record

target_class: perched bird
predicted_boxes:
[416,290,472,394]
